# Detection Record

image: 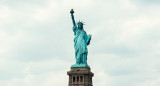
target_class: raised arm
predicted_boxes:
[70,9,76,26]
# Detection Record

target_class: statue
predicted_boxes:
[70,9,92,68]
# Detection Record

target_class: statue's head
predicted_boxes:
[77,21,84,30]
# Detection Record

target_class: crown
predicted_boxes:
[77,20,85,25]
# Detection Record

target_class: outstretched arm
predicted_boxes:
[70,9,76,26]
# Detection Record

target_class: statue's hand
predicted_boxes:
[88,34,92,37]
[87,34,92,45]
[88,34,92,39]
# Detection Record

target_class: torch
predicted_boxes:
[70,8,74,14]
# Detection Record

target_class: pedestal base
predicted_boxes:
[67,67,94,86]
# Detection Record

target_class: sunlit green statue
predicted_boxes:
[70,9,92,68]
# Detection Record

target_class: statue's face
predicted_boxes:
[78,23,83,30]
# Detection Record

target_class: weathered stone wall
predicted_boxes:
[67,67,94,86]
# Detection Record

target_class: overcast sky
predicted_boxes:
[0,0,160,86]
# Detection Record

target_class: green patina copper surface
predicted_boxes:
[70,9,92,68]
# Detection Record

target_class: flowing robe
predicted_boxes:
[73,26,91,65]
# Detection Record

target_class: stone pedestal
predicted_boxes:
[67,67,94,86]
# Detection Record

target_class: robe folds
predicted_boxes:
[73,26,91,65]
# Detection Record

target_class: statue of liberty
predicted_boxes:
[70,9,92,68]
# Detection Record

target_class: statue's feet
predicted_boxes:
[71,64,90,68]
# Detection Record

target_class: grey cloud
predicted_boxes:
[131,0,160,5]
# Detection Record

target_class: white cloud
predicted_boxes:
[0,0,160,86]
